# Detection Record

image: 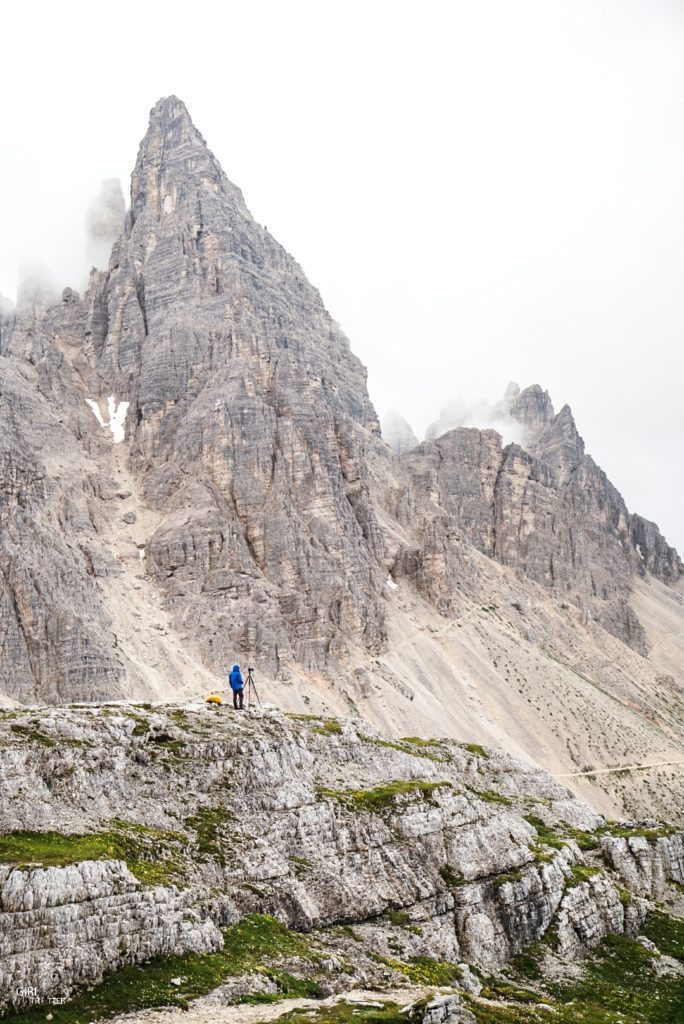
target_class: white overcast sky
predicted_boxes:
[1,0,682,551]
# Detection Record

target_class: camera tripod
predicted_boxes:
[245,667,262,709]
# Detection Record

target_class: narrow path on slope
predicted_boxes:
[557,759,684,778]
[111,987,434,1024]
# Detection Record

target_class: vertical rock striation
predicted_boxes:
[0,95,681,700]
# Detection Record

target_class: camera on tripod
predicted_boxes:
[244,667,261,708]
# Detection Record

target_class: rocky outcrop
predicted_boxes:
[631,514,682,583]
[0,859,221,1008]
[600,832,684,898]
[396,387,680,649]
[0,705,680,1010]
[422,994,475,1024]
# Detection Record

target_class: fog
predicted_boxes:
[1,0,682,549]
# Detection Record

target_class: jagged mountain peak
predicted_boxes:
[506,382,555,442]
[149,94,192,123]
[129,95,246,225]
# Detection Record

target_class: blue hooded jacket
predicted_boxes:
[229,665,243,691]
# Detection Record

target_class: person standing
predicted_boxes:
[229,664,244,710]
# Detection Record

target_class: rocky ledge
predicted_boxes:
[0,705,682,1023]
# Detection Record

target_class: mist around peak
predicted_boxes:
[426,397,526,447]
[85,179,125,271]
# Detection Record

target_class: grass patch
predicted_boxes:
[10,723,55,746]
[466,916,684,1022]
[372,953,463,986]
[524,816,565,847]
[561,825,602,851]
[364,736,450,764]
[439,864,466,888]
[603,821,678,842]
[567,865,602,887]
[8,723,91,747]
[642,910,684,961]
[267,1000,412,1024]
[472,788,513,806]
[544,929,684,1022]
[480,979,540,1003]
[285,713,325,723]
[313,720,343,735]
[289,855,312,877]
[494,868,525,888]
[401,736,443,748]
[463,742,489,758]
[509,945,545,980]
[0,822,188,887]
[0,915,323,1024]
[316,780,451,813]
[183,804,235,864]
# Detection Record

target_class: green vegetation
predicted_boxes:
[0,822,188,887]
[567,865,602,887]
[603,821,678,842]
[9,724,56,746]
[543,929,684,1023]
[289,855,312,877]
[470,914,684,1022]
[385,909,410,926]
[384,909,422,935]
[463,742,489,758]
[494,868,525,888]
[267,1001,415,1024]
[480,979,540,1003]
[313,720,343,735]
[316,780,451,813]
[472,788,513,806]
[128,714,150,737]
[8,723,91,748]
[364,736,450,764]
[561,825,602,850]
[285,713,326,722]
[371,953,464,986]
[439,864,466,888]
[329,924,363,942]
[642,910,684,961]
[508,945,545,980]
[183,804,235,864]
[401,736,443,748]
[0,915,324,1024]
[524,815,565,850]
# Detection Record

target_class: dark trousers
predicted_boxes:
[232,688,244,709]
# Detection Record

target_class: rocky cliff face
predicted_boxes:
[395,384,681,651]
[0,704,682,1017]
[0,96,681,749]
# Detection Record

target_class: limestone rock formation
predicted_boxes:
[0,705,681,1015]
[399,385,681,650]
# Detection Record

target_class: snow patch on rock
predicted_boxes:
[86,396,130,444]
[86,399,106,429]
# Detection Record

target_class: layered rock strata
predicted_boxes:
[0,706,681,1008]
